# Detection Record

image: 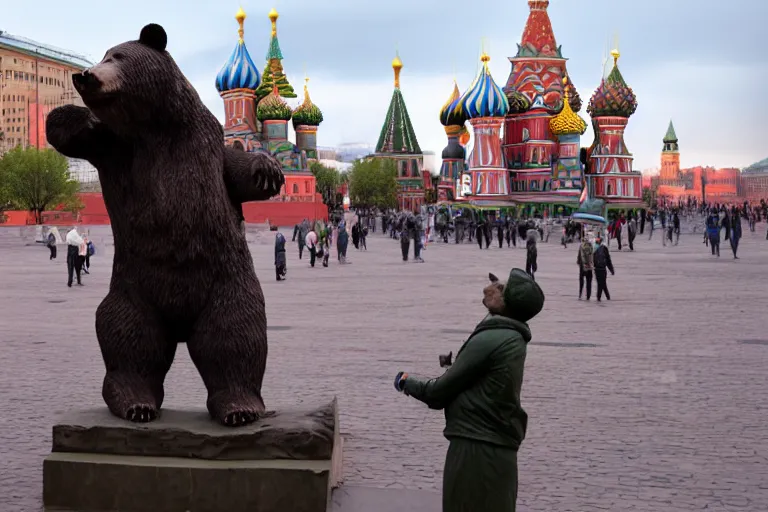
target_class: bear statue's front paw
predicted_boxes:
[103,372,161,423]
[125,404,158,422]
[208,391,268,427]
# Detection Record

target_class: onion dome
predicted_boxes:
[587,49,637,118]
[215,8,261,93]
[550,77,586,136]
[563,74,582,112]
[292,77,324,128]
[257,83,292,121]
[505,88,532,114]
[455,53,509,119]
[439,81,468,127]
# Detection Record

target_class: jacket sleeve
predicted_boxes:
[577,250,582,267]
[403,335,500,410]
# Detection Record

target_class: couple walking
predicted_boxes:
[65,227,94,287]
[576,235,614,301]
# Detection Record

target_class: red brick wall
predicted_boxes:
[3,192,327,226]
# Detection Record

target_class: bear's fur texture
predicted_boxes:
[45,24,285,427]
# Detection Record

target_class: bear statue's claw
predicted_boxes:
[125,404,158,423]
[224,411,257,426]
[209,392,266,427]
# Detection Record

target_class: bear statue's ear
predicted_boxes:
[139,24,167,52]
[488,272,499,283]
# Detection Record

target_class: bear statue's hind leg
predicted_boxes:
[96,289,177,422]
[186,277,267,427]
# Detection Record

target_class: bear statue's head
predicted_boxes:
[72,24,201,133]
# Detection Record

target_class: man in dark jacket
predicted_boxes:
[274,231,287,281]
[394,269,545,512]
[593,235,614,301]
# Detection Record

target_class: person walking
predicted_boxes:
[305,228,318,268]
[525,232,538,281]
[706,211,720,257]
[729,209,742,259]
[274,230,287,281]
[65,226,84,287]
[79,234,90,275]
[47,231,57,260]
[672,211,681,245]
[627,214,637,251]
[293,219,309,260]
[593,235,614,302]
[577,237,594,300]
[337,222,349,264]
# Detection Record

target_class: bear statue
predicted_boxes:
[45,24,284,427]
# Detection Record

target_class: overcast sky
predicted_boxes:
[4,0,767,171]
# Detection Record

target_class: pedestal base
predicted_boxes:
[43,399,342,512]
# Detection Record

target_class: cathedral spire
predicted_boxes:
[255,7,296,99]
[517,0,562,58]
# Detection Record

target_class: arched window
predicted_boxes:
[292,183,299,194]
[305,181,311,193]
[606,183,613,196]
[531,148,538,163]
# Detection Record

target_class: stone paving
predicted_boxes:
[2,224,768,511]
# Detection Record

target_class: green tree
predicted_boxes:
[0,147,81,224]
[309,161,342,208]
[348,158,397,211]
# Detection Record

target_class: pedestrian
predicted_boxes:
[627,214,637,251]
[497,219,504,249]
[274,230,287,281]
[47,231,57,260]
[706,211,720,257]
[577,237,594,300]
[394,269,545,512]
[293,219,309,260]
[337,222,349,264]
[729,210,742,259]
[525,231,538,281]
[672,211,681,245]
[85,236,95,272]
[305,227,318,268]
[65,226,84,287]
[593,235,614,301]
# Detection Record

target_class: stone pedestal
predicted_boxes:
[43,399,342,512]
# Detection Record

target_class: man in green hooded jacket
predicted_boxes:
[394,268,545,512]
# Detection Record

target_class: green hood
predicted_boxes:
[474,315,532,342]
[501,268,545,323]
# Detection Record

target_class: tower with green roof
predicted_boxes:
[373,53,425,211]
[255,8,296,99]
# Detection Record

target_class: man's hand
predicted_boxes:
[439,351,453,368]
[394,371,408,392]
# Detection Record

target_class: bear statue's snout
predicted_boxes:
[72,70,101,93]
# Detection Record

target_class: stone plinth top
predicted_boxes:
[52,399,337,461]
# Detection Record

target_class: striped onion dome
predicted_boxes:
[439,81,467,127]
[215,9,261,92]
[454,53,509,119]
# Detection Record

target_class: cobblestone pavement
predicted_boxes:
[2,225,768,511]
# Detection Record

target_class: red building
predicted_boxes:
[502,0,584,211]
[585,49,643,210]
